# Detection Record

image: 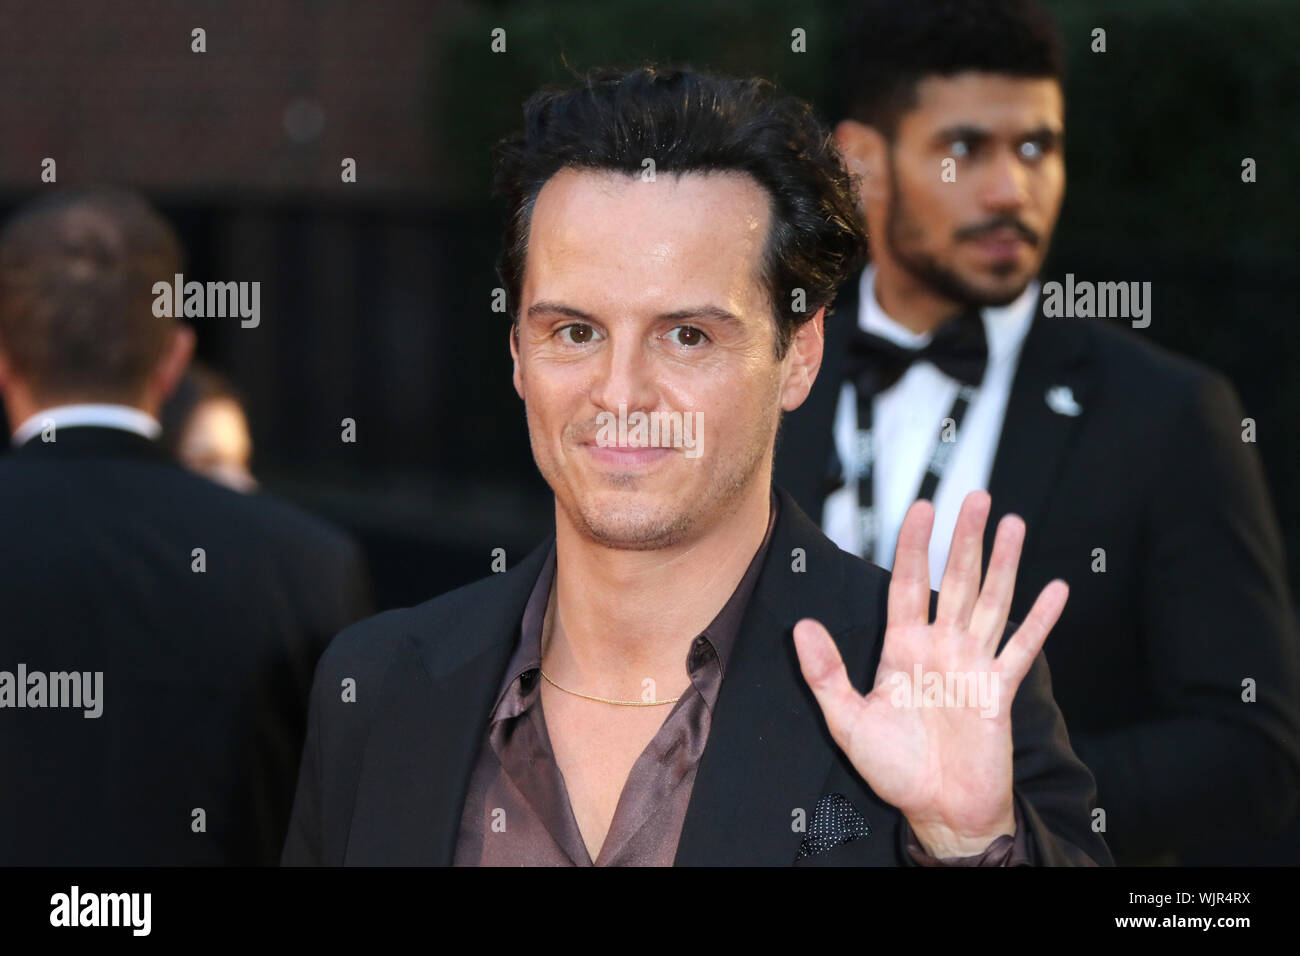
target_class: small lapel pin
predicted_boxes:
[1045,385,1082,417]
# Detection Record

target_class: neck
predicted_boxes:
[545,473,772,700]
[870,257,964,336]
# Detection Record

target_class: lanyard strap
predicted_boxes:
[852,384,977,563]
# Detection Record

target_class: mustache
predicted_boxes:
[955,216,1040,247]
[563,410,701,447]
[565,420,605,445]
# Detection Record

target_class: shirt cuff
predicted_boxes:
[904,798,1034,867]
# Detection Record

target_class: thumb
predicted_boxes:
[793,618,862,750]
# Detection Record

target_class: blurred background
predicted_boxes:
[0,0,1295,618]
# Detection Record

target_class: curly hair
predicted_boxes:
[492,65,869,358]
[842,0,1064,138]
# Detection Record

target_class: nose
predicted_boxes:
[981,147,1030,213]
[587,331,660,418]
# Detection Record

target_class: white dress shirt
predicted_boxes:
[12,403,162,447]
[823,266,1038,583]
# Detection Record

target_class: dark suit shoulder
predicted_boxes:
[183,470,361,557]
[830,544,893,615]
[308,607,425,715]
[316,540,550,680]
[155,470,370,607]
[0,454,370,645]
[0,450,354,550]
[1051,315,1230,402]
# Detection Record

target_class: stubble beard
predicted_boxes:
[547,405,778,552]
[884,149,1037,309]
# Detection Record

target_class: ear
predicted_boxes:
[152,324,196,405]
[834,119,889,210]
[779,307,825,413]
[509,321,523,399]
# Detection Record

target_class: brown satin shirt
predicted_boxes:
[453,492,1033,866]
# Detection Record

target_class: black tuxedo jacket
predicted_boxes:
[775,272,1300,863]
[282,486,1111,866]
[0,426,371,865]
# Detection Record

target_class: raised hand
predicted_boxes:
[793,490,1069,858]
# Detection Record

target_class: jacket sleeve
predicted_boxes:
[281,646,327,866]
[281,611,409,866]
[1069,370,1300,861]
[1009,646,1112,865]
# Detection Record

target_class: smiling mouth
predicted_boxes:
[582,443,674,469]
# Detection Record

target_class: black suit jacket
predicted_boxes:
[0,426,371,864]
[775,272,1300,863]
[282,486,1111,866]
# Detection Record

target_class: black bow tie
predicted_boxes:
[843,308,988,395]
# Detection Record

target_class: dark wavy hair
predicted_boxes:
[842,0,1065,138]
[492,65,868,358]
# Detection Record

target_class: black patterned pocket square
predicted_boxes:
[796,792,871,859]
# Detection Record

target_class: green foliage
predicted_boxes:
[429,0,1298,252]
[1050,0,1299,253]
[430,0,834,202]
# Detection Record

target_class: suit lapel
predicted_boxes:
[344,539,552,865]
[984,295,1095,561]
[348,492,883,866]
[675,489,882,865]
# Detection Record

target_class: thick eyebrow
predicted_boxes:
[525,301,742,324]
[656,305,742,325]
[1020,124,1063,146]
[526,301,594,321]
[933,124,990,149]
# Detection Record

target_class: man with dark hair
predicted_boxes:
[0,187,371,864]
[775,0,1300,864]
[284,66,1109,867]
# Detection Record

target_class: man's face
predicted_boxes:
[511,167,815,550]
[879,72,1065,306]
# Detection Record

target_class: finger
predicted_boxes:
[969,512,1026,648]
[934,490,991,629]
[996,580,1069,689]
[887,499,934,629]
[793,618,863,750]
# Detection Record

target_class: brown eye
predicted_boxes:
[670,326,707,347]
[561,324,595,344]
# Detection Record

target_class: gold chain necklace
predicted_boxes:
[538,668,681,707]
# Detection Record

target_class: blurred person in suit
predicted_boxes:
[0,187,371,864]
[161,360,257,493]
[774,0,1300,864]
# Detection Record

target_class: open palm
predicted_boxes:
[794,490,1069,857]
